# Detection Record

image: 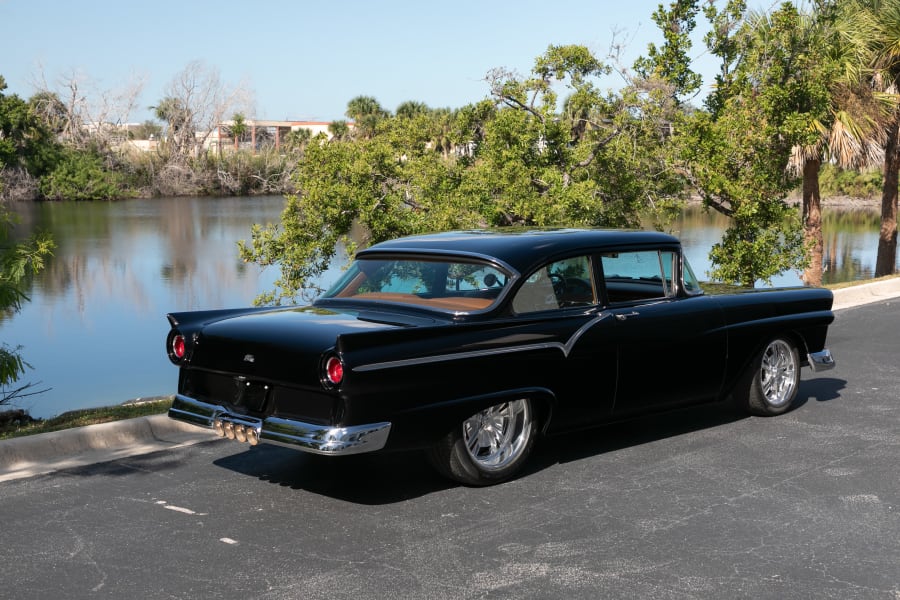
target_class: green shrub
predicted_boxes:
[818,164,882,198]
[40,149,125,200]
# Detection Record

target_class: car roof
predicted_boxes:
[357,228,681,275]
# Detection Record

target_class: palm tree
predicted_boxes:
[845,0,900,276]
[345,95,388,139]
[150,96,190,156]
[328,120,350,141]
[229,112,248,150]
[395,100,429,120]
[783,3,887,286]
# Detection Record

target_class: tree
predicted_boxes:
[283,127,312,154]
[633,0,704,103]
[328,120,351,141]
[0,76,61,200]
[395,100,430,119]
[31,68,146,152]
[151,96,190,155]
[345,95,389,139]
[672,1,820,286]
[229,112,248,150]
[240,45,687,304]
[0,202,54,405]
[849,0,900,276]
[784,1,888,285]
[154,61,254,159]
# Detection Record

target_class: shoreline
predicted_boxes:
[686,194,882,211]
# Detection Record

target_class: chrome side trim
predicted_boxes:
[807,349,836,372]
[354,312,612,373]
[168,394,391,456]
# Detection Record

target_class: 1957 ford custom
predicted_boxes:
[166,229,835,485]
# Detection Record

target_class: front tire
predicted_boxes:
[428,398,537,486]
[745,338,801,416]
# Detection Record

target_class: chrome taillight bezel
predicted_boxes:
[167,330,187,364]
[321,354,344,388]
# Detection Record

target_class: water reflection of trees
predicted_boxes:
[7,197,285,318]
[671,205,888,285]
[6,200,894,319]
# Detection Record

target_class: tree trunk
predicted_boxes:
[876,120,900,278]
[801,157,823,287]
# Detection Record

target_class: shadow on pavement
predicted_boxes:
[210,376,849,504]
[213,444,454,504]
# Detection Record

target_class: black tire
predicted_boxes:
[428,398,537,486]
[744,337,801,416]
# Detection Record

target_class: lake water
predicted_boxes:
[1,196,893,418]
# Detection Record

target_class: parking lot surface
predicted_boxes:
[0,299,898,599]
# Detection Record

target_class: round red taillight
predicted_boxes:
[325,356,344,385]
[172,334,186,360]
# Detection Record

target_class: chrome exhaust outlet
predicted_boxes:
[212,415,262,446]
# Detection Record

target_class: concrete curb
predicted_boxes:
[831,277,900,311]
[0,278,898,483]
[0,414,216,483]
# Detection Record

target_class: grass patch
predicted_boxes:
[825,274,900,290]
[0,397,173,440]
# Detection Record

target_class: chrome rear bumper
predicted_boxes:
[808,348,836,372]
[168,394,391,455]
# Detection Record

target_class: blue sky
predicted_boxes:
[1,0,721,123]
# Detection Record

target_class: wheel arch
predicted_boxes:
[724,328,811,402]
[391,386,557,450]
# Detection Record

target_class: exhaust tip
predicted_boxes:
[212,415,262,445]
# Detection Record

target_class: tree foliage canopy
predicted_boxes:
[240,44,687,304]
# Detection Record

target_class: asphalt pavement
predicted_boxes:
[1,277,899,483]
[0,291,897,598]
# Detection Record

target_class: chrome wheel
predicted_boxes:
[428,397,538,485]
[462,399,532,472]
[759,339,798,408]
[743,337,801,416]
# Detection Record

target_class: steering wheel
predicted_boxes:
[484,273,503,288]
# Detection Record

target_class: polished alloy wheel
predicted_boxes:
[462,399,532,471]
[759,339,798,407]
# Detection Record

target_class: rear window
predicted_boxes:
[320,257,511,313]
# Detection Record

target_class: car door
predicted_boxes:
[508,254,620,428]
[599,248,727,415]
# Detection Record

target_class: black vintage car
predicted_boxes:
[167,229,835,485]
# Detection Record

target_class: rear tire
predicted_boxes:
[428,398,537,486]
[744,337,800,416]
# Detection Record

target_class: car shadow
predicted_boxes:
[211,377,849,504]
[794,376,846,406]
[213,444,454,504]
[527,402,747,470]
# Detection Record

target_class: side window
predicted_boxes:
[512,256,595,314]
[601,250,677,304]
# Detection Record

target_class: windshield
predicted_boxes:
[320,256,512,313]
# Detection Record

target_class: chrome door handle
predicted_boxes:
[615,311,640,321]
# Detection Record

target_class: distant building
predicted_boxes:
[211,120,347,153]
